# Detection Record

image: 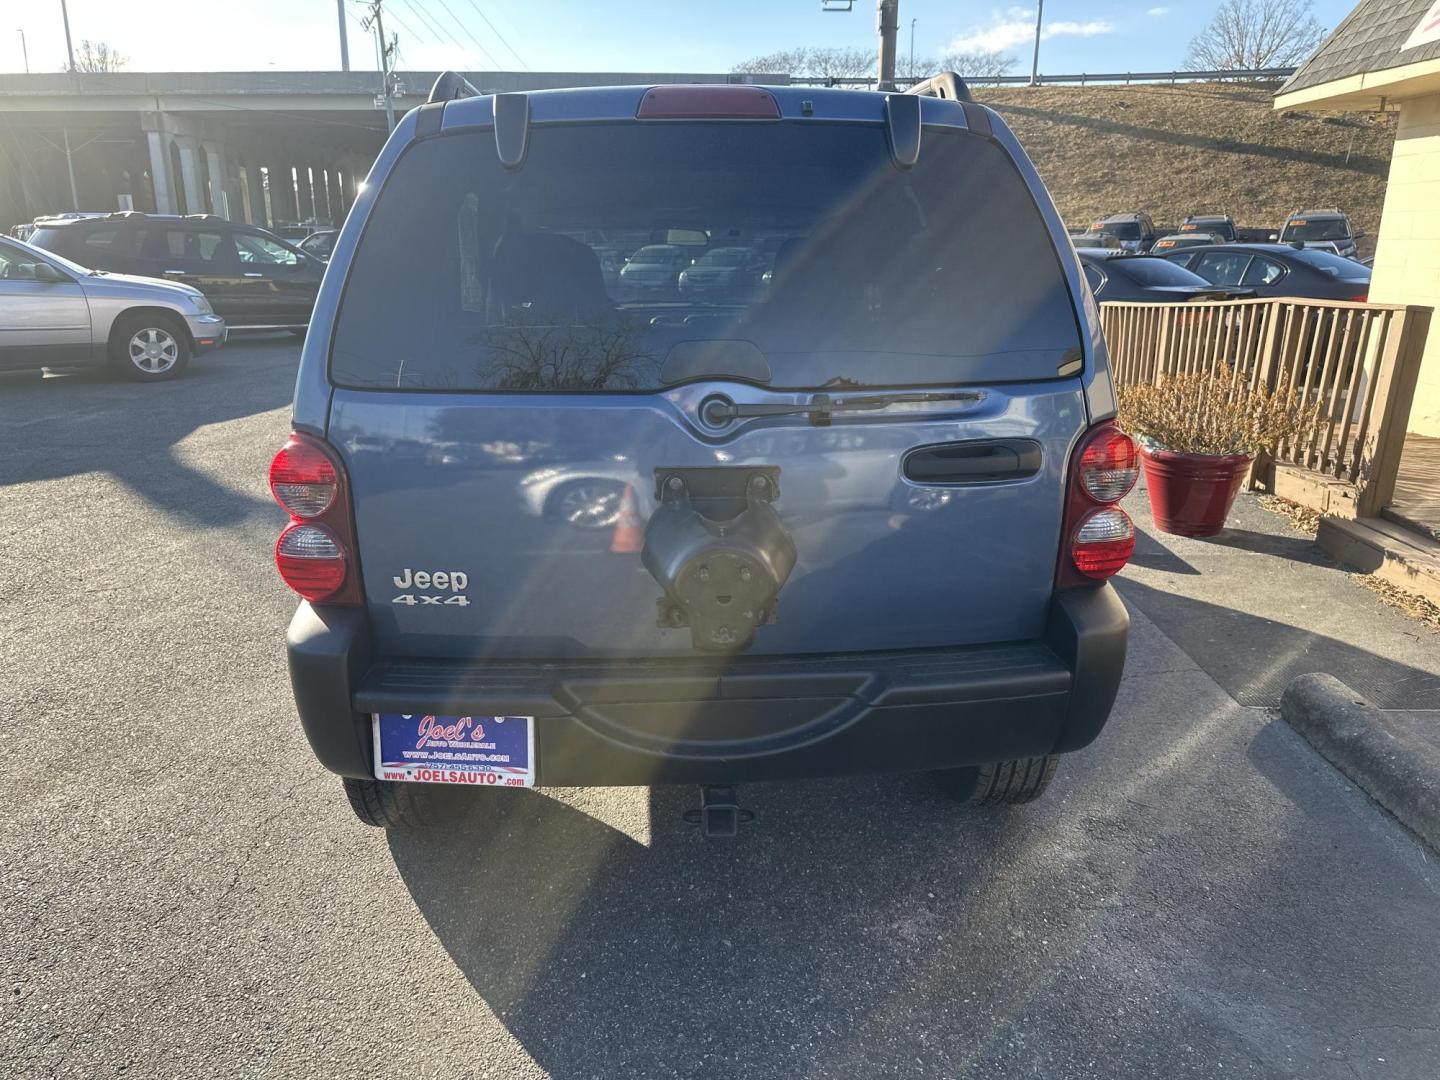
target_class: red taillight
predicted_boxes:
[636,85,781,119]
[275,523,348,601]
[1071,508,1136,579]
[269,432,361,605]
[1057,421,1139,588]
[270,435,338,517]
[1077,425,1140,502]
[1350,293,1368,303]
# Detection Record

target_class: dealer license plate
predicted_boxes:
[372,713,535,788]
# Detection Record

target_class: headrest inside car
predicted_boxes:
[491,232,611,318]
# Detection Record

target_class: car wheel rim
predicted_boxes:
[128,327,179,374]
[559,485,622,528]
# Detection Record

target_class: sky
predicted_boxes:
[1,0,1363,77]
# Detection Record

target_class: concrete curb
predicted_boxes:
[1281,673,1440,850]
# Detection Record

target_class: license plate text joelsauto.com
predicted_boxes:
[371,713,536,788]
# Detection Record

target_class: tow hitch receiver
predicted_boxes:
[684,786,756,837]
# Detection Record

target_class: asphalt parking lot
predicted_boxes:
[3,338,1440,1079]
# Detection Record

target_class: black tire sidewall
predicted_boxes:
[109,313,192,382]
[932,755,1058,805]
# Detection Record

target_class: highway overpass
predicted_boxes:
[0,70,785,231]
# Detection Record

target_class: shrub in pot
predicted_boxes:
[1118,365,1321,537]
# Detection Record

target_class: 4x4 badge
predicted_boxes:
[392,567,470,607]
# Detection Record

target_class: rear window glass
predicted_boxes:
[1290,249,1369,279]
[1110,257,1208,286]
[628,245,682,263]
[1282,218,1350,242]
[1100,221,1141,240]
[330,122,1082,391]
[80,227,126,252]
[27,227,67,254]
[301,231,337,257]
[6,235,91,275]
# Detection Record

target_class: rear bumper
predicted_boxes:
[286,586,1129,785]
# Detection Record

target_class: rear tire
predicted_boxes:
[933,755,1059,805]
[108,313,190,381]
[342,777,435,828]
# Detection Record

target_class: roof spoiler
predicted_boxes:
[904,72,973,103]
[428,71,481,103]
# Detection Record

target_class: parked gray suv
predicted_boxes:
[0,235,226,380]
[275,75,1132,834]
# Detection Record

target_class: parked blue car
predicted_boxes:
[273,74,1135,832]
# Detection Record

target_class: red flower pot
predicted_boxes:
[1140,446,1254,538]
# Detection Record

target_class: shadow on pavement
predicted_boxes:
[0,336,296,527]
[386,707,1440,1077]
[1115,576,1440,709]
[389,778,1046,1078]
[1126,528,1200,575]
[383,591,1440,1075]
[1193,526,1334,566]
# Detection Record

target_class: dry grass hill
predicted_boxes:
[973,82,1396,249]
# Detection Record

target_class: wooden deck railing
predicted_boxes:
[1099,297,1431,518]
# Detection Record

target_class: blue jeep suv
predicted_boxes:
[274,75,1134,832]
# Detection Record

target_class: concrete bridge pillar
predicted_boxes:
[174,137,204,216]
[296,165,315,222]
[341,161,360,212]
[223,150,246,222]
[315,165,332,222]
[269,164,298,225]
[202,142,229,219]
[329,169,346,225]
[245,160,268,227]
[314,167,333,224]
[145,128,176,214]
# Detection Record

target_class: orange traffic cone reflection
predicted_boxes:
[610,484,644,554]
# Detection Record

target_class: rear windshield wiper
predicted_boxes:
[704,390,983,427]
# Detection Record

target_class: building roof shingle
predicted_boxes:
[1281,0,1440,95]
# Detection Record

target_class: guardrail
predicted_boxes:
[790,68,1296,89]
[1100,297,1431,518]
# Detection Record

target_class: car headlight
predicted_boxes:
[188,294,214,315]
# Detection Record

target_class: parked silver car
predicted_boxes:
[617,243,692,294]
[0,235,225,380]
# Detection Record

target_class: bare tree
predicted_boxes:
[896,53,938,81]
[733,49,806,76]
[71,39,127,73]
[474,317,656,391]
[806,47,876,80]
[1185,0,1326,71]
[938,50,1019,81]
[733,46,875,81]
